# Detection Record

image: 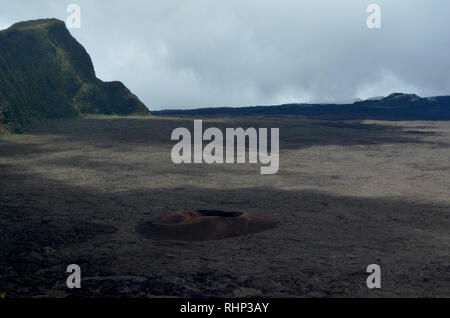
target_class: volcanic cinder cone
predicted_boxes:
[136,210,278,241]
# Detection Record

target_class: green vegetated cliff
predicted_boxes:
[0,18,149,132]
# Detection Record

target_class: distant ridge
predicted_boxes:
[153,93,450,121]
[0,19,149,132]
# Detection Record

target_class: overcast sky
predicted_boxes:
[1,0,449,109]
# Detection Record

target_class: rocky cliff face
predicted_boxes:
[0,19,148,132]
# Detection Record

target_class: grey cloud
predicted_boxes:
[1,0,449,109]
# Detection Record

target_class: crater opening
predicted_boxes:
[197,210,243,217]
[136,210,277,241]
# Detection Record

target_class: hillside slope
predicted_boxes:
[0,19,148,132]
[154,93,450,121]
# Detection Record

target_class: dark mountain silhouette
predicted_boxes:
[0,19,148,132]
[154,93,450,120]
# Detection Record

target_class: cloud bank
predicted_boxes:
[1,0,450,109]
